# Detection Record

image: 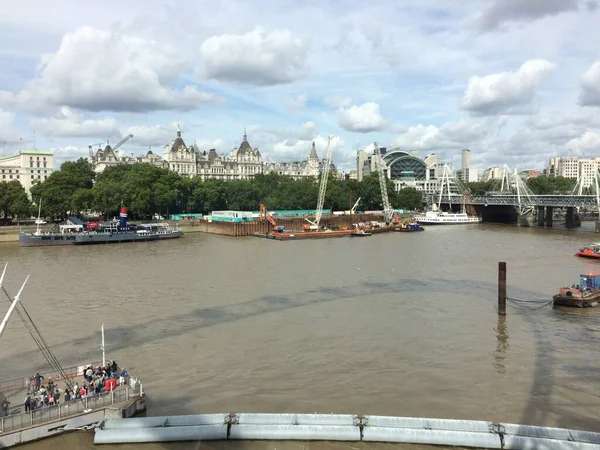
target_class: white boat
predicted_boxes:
[416,164,481,225]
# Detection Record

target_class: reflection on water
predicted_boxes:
[0,223,598,449]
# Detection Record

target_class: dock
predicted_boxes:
[0,361,145,447]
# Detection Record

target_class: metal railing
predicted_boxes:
[0,377,143,434]
[0,361,103,397]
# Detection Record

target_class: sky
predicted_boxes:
[1,0,600,172]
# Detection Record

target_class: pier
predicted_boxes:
[0,362,145,447]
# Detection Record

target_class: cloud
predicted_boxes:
[579,60,600,106]
[565,131,600,155]
[285,93,307,111]
[460,59,556,115]
[0,26,220,113]
[338,102,388,133]
[473,0,580,31]
[200,27,308,86]
[30,107,120,138]
[126,124,179,147]
[50,145,90,167]
[195,138,228,152]
[323,95,352,108]
[0,109,15,142]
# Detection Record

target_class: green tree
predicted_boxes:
[397,187,423,210]
[527,176,576,194]
[0,181,32,221]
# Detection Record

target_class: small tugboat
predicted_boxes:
[575,243,600,259]
[553,270,600,307]
[396,220,425,232]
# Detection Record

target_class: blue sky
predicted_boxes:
[1,0,600,171]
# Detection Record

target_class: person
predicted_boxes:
[34,372,44,391]
[2,398,10,416]
[24,394,31,413]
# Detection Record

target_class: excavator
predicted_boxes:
[259,204,284,232]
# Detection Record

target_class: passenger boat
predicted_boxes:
[350,230,372,237]
[19,200,85,247]
[553,270,600,307]
[575,243,600,259]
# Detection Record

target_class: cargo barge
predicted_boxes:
[255,229,354,241]
[553,270,600,307]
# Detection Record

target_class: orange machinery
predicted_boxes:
[259,204,282,231]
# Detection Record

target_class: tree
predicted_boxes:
[0,181,32,221]
[397,187,423,210]
[527,176,576,195]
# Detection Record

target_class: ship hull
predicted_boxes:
[73,233,161,245]
[19,233,77,247]
[157,230,184,239]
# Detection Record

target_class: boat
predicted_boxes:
[415,164,481,225]
[396,221,425,232]
[553,270,600,307]
[350,230,372,237]
[575,243,600,259]
[73,207,183,245]
[19,200,85,247]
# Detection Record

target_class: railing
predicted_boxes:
[434,194,599,208]
[0,361,103,398]
[0,377,143,435]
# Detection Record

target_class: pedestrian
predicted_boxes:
[2,398,10,416]
[34,372,44,392]
[24,394,31,413]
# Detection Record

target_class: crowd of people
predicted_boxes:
[1,360,130,417]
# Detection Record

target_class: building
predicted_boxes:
[547,156,600,188]
[455,149,478,183]
[480,166,504,182]
[196,131,263,181]
[264,142,335,180]
[91,144,168,174]
[163,126,198,178]
[0,150,54,194]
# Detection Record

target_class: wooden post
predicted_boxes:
[498,262,507,316]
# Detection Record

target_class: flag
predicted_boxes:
[19,137,23,141]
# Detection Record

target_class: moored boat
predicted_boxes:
[575,243,600,259]
[553,270,600,307]
[350,230,372,237]
[396,221,425,232]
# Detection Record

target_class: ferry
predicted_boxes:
[575,243,600,259]
[553,270,600,307]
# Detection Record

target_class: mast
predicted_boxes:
[34,198,42,236]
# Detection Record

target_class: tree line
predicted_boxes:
[0,159,424,221]
[0,159,581,222]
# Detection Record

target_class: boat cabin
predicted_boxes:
[579,271,600,290]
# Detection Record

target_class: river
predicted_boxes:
[1,223,600,449]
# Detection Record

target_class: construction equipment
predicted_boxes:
[88,134,134,160]
[306,135,337,229]
[350,197,361,214]
[259,204,282,232]
[373,142,395,223]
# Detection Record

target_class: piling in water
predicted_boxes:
[498,262,506,316]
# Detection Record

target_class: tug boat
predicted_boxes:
[575,243,600,259]
[396,221,425,232]
[553,270,600,307]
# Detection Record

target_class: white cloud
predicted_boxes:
[0,26,220,113]
[50,145,89,167]
[579,60,600,106]
[200,27,308,86]
[0,109,15,142]
[286,93,308,111]
[460,59,556,115]
[126,124,178,148]
[195,138,228,152]
[338,102,388,133]
[472,0,580,31]
[30,107,119,138]
[565,131,600,155]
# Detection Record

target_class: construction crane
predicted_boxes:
[111,134,134,151]
[306,135,337,228]
[350,197,361,215]
[88,142,104,159]
[373,142,394,223]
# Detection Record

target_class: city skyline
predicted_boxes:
[1,1,599,171]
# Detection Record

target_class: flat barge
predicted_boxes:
[553,270,600,307]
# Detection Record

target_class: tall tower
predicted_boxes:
[461,149,471,170]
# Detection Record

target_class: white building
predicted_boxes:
[548,156,600,188]
[264,142,333,179]
[196,131,263,181]
[481,166,504,182]
[0,150,54,194]
[455,149,478,183]
[163,126,198,178]
[91,145,168,174]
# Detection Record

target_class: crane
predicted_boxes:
[89,142,104,159]
[306,135,337,228]
[350,197,361,214]
[111,134,134,152]
[259,204,279,230]
[373,142,394,223]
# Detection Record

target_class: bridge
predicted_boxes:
[434,194,599,208]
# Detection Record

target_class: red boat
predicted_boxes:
[575,243,600,259]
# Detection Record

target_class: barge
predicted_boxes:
[553,270,600,307]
